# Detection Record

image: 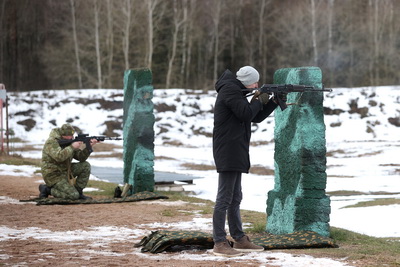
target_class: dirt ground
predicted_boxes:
[0,174,269,266]
[0,173,373,267]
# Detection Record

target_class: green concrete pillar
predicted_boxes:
[266,66,331,237]
[123,68,155,193]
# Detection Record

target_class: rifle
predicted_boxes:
[245,84,332,111]
[58,134,123,153]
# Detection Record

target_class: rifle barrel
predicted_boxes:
[244,86,332,97]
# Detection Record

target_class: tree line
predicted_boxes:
[1,0,399,91]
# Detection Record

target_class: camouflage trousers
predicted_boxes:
[50,161,91,200]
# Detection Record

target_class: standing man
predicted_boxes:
[39,124,99,200]
[212,66,285,257]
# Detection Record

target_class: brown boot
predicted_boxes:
[233,235,264,252]
[213,240,244,257]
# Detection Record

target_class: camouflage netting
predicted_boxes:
[134,230,337,254]
[134,230,214,253]
[20,191,168,205]
[253,230,337,249]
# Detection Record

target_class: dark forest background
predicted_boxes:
[1,0,399,91]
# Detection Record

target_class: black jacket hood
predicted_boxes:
[215,69,246,93]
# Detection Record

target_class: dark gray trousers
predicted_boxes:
[212,171,245,243]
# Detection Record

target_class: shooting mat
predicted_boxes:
[135,230,337,253]
[20,191,168,205]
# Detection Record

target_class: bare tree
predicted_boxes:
[105,0,114,88]
[181,0,197,88]
[179,0,188,81]
[146,0,160,69]
[272,2,311,67]
[367,0,398,85]
[327,0,334,84]
[5,0,400,90]
[258,0,273,80]
[122,0,133,70]
[93,0,102,88]
[0,0,5,83]
[348,2,355,87]
[211,0,221,82]
[70,0,83,89]
[165,0,185,88]
[384,0,400,83]
[310,0,318,65]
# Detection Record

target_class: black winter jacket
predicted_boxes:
[212,69,277,173]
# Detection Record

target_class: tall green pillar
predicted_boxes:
[266,66,331,237]
[123,68,155,193]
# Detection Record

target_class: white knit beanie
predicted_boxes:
[236,66,260,86]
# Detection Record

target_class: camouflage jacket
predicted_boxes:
[41,127,91,186]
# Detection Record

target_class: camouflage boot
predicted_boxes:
[213,240,243,257]
[38,184,51,198]
[233,235,264,252]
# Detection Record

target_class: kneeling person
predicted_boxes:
[39,124,99,200]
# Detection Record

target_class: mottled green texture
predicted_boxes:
[23,191,168,205]
[123,69,155,193]
[135,230,214,253]
[133,230,337,254]
[51,162,90,199]
[266,67,331,237]
[41,127,91,187]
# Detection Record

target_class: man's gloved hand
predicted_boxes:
[250,90,261,103]
[251,91,270,105]
[258,92,270,105]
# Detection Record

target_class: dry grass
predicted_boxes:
[3,152,400,266]
[180,162,275,175]
[180,162,215,171]
[90,152,123,159]
[91,142,122,152]
[344,198,400,208]
[145,190,400,266]
[250,140,274,146]
[0,154,41,167]
[249,164,274,175]
[328,190,400,196]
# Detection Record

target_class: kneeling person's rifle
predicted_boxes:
[58,134,123,153]
[245,84,332,111]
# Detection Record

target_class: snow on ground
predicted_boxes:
[1,86,399,265]
[2,87,400,238]
[0,216,353,267]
